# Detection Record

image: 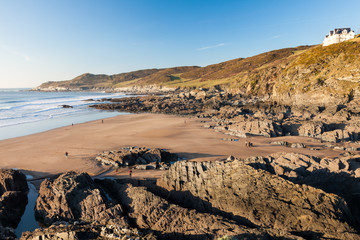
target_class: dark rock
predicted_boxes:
[90,93,360,143]
[0,169,28,196]
[35,171,127,226]
[0,225,16,240]
[96,147,178,168]
[157,160,359,239]
[59,105,73,108]
[109,182,287,240]
[0,169,28,239]
[20,222,156,240]
[0,191,28,228]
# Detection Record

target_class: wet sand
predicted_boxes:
[0,113,352,179]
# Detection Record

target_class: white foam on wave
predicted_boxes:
[0,91,125,128]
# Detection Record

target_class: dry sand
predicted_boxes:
[0,113,352,179]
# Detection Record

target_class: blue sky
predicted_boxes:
[1,0,360,88]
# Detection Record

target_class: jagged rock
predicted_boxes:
[0,191,28,228]
[0,169,28,195]
[111,182,287,240]
[90,92,360,143]
[95,147,177,168]
[227,119,277,137]
[0,225,16,240]
[298,121,324,137]
[290,143,306,148]
[35,171,127,226]
[142,148,162,163]
[20,222,156,240]
[321,129,347,142]
[157,160,359,239]
[0,169,28,239]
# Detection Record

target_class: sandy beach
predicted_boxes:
[0,113,351,179]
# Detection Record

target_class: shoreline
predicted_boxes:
[0,110,123,141]
[0,113,351,180]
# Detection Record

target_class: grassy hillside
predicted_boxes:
[37,37,360,103]
[37,67,199,90]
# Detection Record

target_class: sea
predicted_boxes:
[0,88,128,141]
[0,88,129,237]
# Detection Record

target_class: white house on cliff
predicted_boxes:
[323,28,355,46]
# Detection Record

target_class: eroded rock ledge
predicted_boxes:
[157,155,360,239]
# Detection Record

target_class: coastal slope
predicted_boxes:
[34,37,360,104]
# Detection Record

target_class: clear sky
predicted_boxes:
[1,0,360,88]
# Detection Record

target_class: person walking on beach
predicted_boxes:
[129,169,132,177]
[65,152,68,158]
[102,119,104,124]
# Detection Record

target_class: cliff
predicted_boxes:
[34,37,360,104]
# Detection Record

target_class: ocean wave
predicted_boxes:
[0,91,126,129]
[0,108,87,128]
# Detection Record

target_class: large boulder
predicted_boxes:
[157,160,359,239]
[0,169,28,196]
[35,171,126,226]
[0,169,28,239]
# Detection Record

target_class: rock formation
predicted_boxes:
[109,182,274,240]
[0,169,29,239]
[35,171,126,226]
[20,157,360,239]
[21,223,156,240]
[90,90,360,143]
[157,159,359,239]
[95,146,178,170]
[0,169,28,195]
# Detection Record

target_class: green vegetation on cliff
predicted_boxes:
[36,37,360,103]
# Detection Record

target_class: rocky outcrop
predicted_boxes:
[60,105,73,108]
[0,169,29,239]
[21,223,156,240]
[20,158,360,239]
[91,90,360,143]
[95,147,178,169]
[113,183,273,240]
[0,226,17,240]
[227,119,278,137]
[157,159,359,239]
[265,153,360,227]
[35,171,127,226]
[0,169,28,195]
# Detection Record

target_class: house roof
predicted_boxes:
[333,28,352,34]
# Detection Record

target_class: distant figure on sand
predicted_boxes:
[129,169,132,177]
[102,120,104,124]
[65,152,68,158]
[245,141,253,148]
